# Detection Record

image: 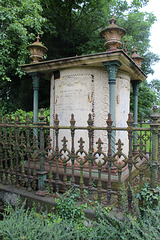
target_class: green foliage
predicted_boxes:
[55,188,87,222]
[1,192,160,240]
[0,200,82,240]
[130,80,157,120]
[0,0,45,81]
[92,204,160,239]
[137,183,160,210]
[0,108,50,123]
[0,0,46,113]
[1,0,160,116]
[149,79,160,109]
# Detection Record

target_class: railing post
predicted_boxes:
[150,106,160,189]
[14,115,20,187]
[127,113,133,212]
[132,80,140,155]
[54,114,60,193]
[87,113,93,200]
[36,108,47,196]
[70,114,76,187]
[106,113,113,205]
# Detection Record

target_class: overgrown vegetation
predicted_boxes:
[136,183,160,210]
[0,0,159,117]
[0,186,160,240]
[0,108,50,122]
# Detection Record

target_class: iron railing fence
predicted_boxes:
[137,120,152,154]
[0,108,159,211]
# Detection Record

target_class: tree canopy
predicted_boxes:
[0,0,159,118]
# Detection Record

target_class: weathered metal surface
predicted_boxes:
[27,34,48,63]
[100,15,126,51]
[0,107,159,210]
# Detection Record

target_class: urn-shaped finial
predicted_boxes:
[27,34,48,63]
[100,15,126,51]
[131,46,144,68]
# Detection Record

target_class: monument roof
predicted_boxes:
[21,49,146,81]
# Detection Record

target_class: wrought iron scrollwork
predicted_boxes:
[60,136,71,192]
[93,138,107,203]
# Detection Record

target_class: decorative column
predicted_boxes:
[36,109,47,196]
[100,15,125,154]
[132,80,140,155]
[29,72,40,137]
[103,60,121,154]
[27,33,48,138]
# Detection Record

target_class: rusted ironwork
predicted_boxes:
[93,138,107,203]
[127,113,134,212]
[87,113,94,200]
[0,107,159,210]
[60,136,70,192]
[54,114,60,193]
[76,137,88,200]
[150,106,160,188]
[113,139,128,208]
[70,114,76,188]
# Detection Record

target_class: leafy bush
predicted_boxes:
[92,204,160,239]
[0,200,85,240]
[1,190,160,240]
[55,188,87,222]
[0,108,50,123]
[136,183,160,210]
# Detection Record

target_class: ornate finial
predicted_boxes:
[26,115,30,124]
[100,15,126,51]
[36,33,40,43]
[106,113,113,127]
[61,136,68,149]
[78,137,85,152]
[132,46,137,54]
[153,105,158,113]
[70,113,76,126]
[150,105,160,123]
[96,138,103,152]
[127,113,133,126]
[87,113,93,126]
[116,139,124,156]
[54,114,60,126]
[131,46,144,68]
[39,108,45,122]
[109,14,117,25]
[27,33,48,63]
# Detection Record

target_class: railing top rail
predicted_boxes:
[0,122,152,132]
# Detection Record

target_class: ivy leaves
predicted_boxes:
[0,0,45,82]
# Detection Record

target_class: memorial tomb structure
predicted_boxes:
[21,16,146,160]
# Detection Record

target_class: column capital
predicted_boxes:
[29,72,40,90]
[103,60,121,84]
[29,71,40,78]
[132,80,140,96]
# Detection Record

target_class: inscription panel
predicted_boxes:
[54,68,93,150]
[93,68,109,152]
